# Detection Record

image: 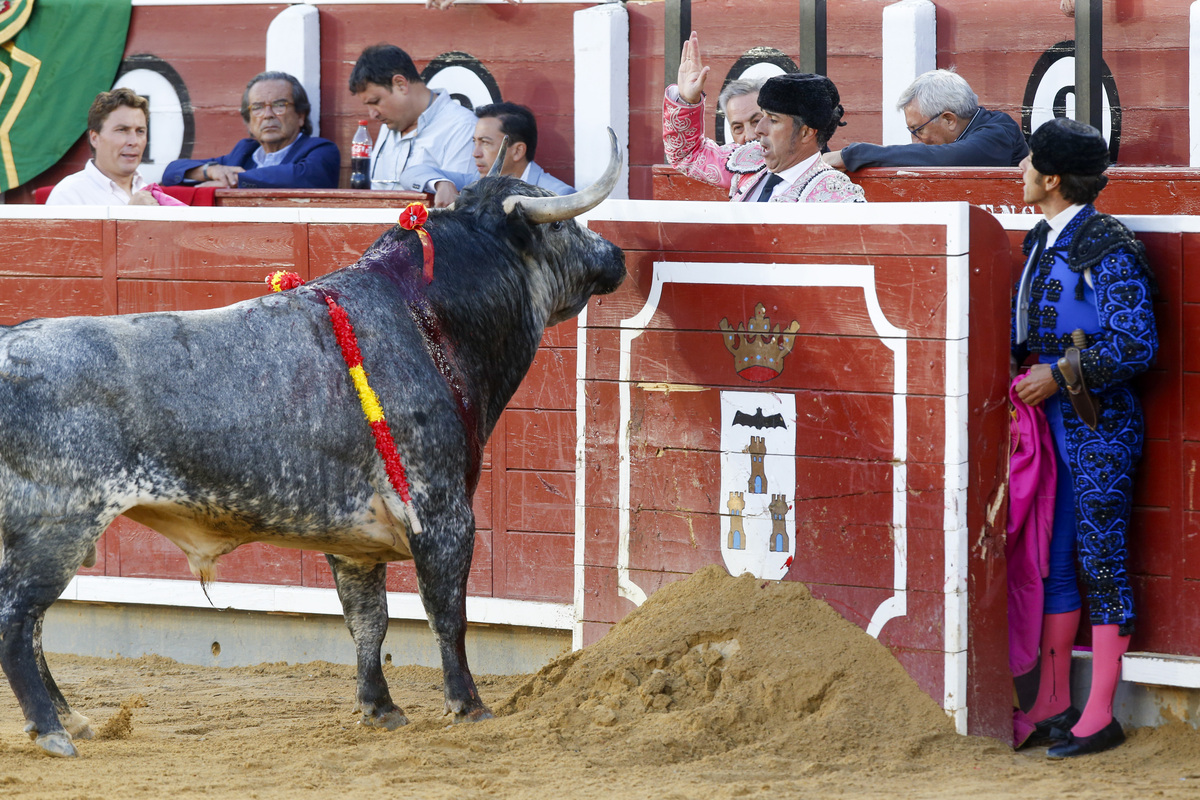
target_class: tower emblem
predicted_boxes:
[720,303,800,382]
[719,391,795,579]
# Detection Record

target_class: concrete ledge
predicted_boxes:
[44,600,570,676]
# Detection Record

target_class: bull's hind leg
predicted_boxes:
[326,555,408,730]
[33,617,93,740]
[0,519,102,757]
[411,501,492,723]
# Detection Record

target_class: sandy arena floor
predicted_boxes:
[1,566,1197,799]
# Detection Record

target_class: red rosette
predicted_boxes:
[398,202,428,230]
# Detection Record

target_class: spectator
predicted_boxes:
[47,88,162,206]
[719,77,765,146]
[663,32,864,203]
[349,43,476,191]
[824,69,1028,171]
[1011,118,1156,758]
[405,102,575,208]
[162,72,338,189]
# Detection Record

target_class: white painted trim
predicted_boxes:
[880,0,937,146]
[132,0,587,6]
[572,304,590,651]
[60,575,573,630]
[0,205,401,224]
[573,3,630,199]
[1123,652,1200,689]
[942,221,973,735]
[614,260,910,640]
[266,5,322,138]
[1192,2,1200,167]
[591,199,972,230]
[997,211,1200,235]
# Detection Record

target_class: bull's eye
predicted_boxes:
[551,221,565,232]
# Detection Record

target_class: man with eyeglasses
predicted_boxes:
[162,71,339,189]
[823,69,1028,171]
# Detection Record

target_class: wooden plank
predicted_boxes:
[0,277,111,325]
[0,220,105,278]
[504,470,574,534]
[505,409,575,472]
[590,220,948,257]
[116,221,301,282]
[308,224,390,276]
[117,279,273,315]
[497,530,574,603]
[508,346,576,410]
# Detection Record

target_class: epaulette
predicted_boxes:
[725,143,766,175]
[1068,212,1157,297]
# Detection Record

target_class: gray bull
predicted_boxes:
[0,135,625,757]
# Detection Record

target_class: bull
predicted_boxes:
[0,133,625,757]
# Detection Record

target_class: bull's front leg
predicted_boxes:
[325,555,408,730]
[411,498,493,723]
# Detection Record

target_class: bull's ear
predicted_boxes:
[504,203,538,251]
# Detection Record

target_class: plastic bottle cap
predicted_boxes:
[359,120,370,126]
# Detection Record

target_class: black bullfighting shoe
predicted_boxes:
[1022,706,1081,748]
[1046,718,1125,759]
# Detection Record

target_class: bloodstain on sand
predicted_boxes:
[1,565,1197,798]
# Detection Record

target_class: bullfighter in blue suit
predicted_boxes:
[162,71,339,189]
[1011,117,1157,758]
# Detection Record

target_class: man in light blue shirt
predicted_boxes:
[349,44,476,192]
[405,102,576,207]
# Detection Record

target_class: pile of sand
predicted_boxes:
[494,565,965,767]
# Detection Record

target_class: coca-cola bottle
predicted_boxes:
[350,121,372,190]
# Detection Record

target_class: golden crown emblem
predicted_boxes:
[719,303,800,382]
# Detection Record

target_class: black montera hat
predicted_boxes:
[757,73,840,131]
[1030,117,1109,176]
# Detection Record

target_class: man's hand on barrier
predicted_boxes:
[129,189,160,206]
[822,150,847,171]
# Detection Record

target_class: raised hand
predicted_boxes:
[677,31,710,105]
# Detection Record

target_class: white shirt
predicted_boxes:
[369,88,476,191]
[45,160,149,205]
[251,135,299,169]
[1014,203,1087,344]
[752,152,820,201]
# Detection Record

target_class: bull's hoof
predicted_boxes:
[358,708,408,731]
[451,706,494,725]
[64,712,93,740]
[36,733,77,758]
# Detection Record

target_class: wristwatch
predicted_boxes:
[202,162,217,181]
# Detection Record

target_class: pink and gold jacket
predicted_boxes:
[663,88,866,204]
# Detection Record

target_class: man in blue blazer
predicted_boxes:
[404,102,575,207]
[162,71,340,189]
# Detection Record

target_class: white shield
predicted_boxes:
[719,390,796,579]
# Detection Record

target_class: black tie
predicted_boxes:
[756,173,784,202]
[1028,220,1050,267]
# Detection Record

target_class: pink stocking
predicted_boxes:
[1073,624,1130,737]
[1028,609,1080,722]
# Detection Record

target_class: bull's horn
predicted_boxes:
[502,128,621,223]
[487,136,510,178]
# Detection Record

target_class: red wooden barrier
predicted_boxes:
[578,200,1013,738]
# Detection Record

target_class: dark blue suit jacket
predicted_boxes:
[840,107,1029,170]
[162,133,340,188]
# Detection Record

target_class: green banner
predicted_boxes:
[0,0,131,191]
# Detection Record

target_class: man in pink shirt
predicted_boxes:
[663,32,863,204]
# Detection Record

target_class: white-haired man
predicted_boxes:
[718,77,765,146]
[824,69,1028,170]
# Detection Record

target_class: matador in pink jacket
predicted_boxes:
[663,32,864,204]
